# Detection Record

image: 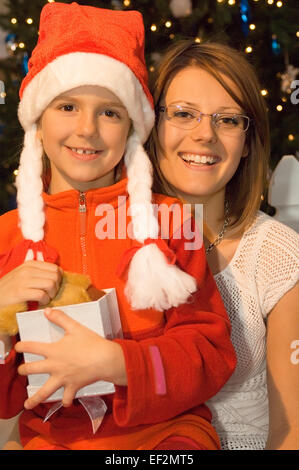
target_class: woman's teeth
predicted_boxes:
[71,148,99,155]
[180,153,219,165]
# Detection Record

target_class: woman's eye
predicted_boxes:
[218,115,239,126]
[174,111,194,119]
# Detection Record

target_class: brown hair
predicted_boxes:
[147,39,270,233]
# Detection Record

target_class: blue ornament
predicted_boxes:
[240,0,251,37]
[22,52,29,75]
[5,33,16,44]
[271,35,281,55]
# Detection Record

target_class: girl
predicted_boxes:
[0,5,236,450]
[147,39,299,450]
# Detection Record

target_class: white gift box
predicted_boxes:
[16,288,122,402]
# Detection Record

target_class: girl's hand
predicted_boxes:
[15,308,127,409]
[0,261,63,309]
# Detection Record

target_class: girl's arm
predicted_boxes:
[265,282,299,450]
[0,260,63,418]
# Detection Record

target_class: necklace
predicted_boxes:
[206,201,230,254]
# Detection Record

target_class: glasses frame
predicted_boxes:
[159,104,252,133]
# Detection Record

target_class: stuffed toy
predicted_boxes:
[0,272,106,336]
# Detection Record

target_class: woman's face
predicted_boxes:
[37,85,131,193]
[157,66,248,202]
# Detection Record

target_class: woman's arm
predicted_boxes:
[265,282,299,450]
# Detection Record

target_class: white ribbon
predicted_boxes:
[44,396,107,434]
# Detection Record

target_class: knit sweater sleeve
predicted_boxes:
[112,217,237,427]
[255,217,299,317]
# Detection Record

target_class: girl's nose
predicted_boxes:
[76,110,99,138]
[189,115,217,143]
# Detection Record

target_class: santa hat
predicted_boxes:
[15,2,196,312]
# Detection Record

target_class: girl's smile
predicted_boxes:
[66,146,103,161]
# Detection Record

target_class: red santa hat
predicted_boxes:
[15,2,196,311]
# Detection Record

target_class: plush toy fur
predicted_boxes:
[0,272,106,336]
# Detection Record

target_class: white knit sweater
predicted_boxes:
[206,211,299,450]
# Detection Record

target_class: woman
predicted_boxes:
[147,39,299,450]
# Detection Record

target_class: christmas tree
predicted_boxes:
[0,0,298,214]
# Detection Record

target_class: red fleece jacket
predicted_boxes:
[0,177,236,450]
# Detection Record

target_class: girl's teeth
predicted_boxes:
[71,148,97,155]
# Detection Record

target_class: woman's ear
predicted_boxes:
[241,142,249,158]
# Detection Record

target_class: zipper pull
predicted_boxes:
[79,191,87,213]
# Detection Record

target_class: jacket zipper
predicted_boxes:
[79,191,88,274]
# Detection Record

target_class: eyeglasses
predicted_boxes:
[159,104,251,134]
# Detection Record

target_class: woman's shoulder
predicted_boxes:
[245,210,299,247]
[247,212,299,316]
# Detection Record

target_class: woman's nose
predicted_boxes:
[189,115,217,142]
[76,110,99,138]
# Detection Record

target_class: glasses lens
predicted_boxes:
[166,105,198,129]
[215,114,249,132]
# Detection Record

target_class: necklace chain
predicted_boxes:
[206,201,230,254]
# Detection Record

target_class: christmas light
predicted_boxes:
[245,46,253,53]
[217,0,224,3]
[13,169,18,176]
[249,24,256,30]
[123,0,130,6]
[149,66,155,72]
[267,0,274,4]
[165,21,172,28]
[195,37,201,43]
[261,89,268,96]
[228,0,235,5]
[276,1,283,7]
[18,42,25,49]
[276,105,283,111]
[0,92,6,99]
[26,18,33,24]
[48,0,55,3]
[10,18,17,24]
[150,24,157,32]
[281,97,287,102]
[296,31,299,38]
[288,134,294,141]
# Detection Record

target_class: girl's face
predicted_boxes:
[37,85,131,192]
[157,66,248,202]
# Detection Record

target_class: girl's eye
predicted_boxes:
[101,109,120,119]
[60,104,75,112]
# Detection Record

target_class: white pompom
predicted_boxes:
[169,0,192,18]
[125,243,197,311]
